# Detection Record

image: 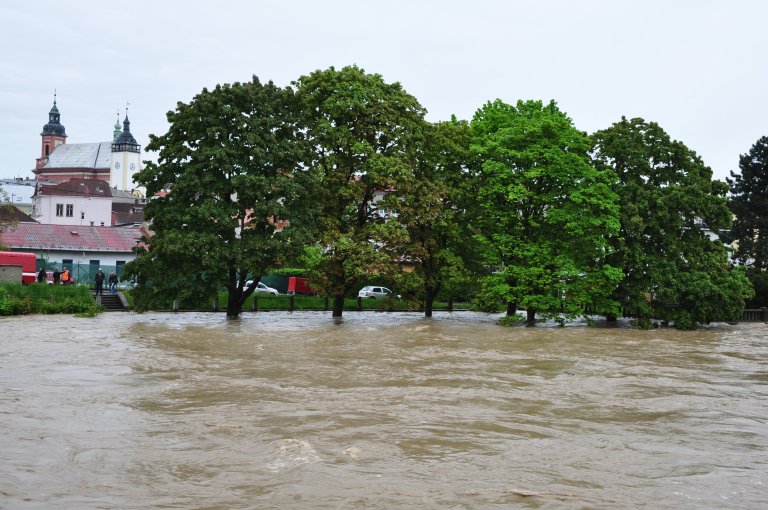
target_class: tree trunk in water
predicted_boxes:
[506,301,517,316]
[332,294,345,317]
[526,308,536,325]
[424,290,435,318]
[226,291,243,319]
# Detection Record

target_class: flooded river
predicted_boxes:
[1,312,766,509]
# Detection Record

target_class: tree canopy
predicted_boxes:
[592,117,752,328]
[471,100,623,324]
[127,77,313,318]
[121,66,754,328]
[395,118,477,316]
[726,136,768,269]
[294,65,426,316]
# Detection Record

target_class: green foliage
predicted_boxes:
[726,136,768,269]
[0,188,19,249]
[744,268,768,307]
[592,117,752,327]
[471,99,623,320]
[396,118,481,316]
[0,283,101,316]
[294,65,427,315]
[127,76,314,318]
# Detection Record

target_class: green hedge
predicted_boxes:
[0,283,102,316]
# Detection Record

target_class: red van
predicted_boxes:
[0,251,37,284]
[287,277,318,296]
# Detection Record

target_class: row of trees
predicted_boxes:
[125,65,760,328]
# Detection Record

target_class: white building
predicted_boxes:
[32,178,113,226]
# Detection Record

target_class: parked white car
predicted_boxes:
[358,286,397,299]
[245,280,279,295]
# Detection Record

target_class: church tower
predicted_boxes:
[36,92,67,170]
[110,108,141,191]
[113,111,122,142]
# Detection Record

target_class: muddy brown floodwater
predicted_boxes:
[0,311,766,509]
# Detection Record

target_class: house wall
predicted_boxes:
[33,195,112,226]
[35,249,134,268]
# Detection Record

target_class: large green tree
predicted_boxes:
[294,65,426,317]
[127,77,313,318]
[592,117,752,328]
[471,100,623,324]
[726,136,768,269]
[396,118,477,317]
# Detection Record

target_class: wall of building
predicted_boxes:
[33,195,112,226]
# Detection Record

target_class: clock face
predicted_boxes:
[130,163,135,170]
[114,162,120,169]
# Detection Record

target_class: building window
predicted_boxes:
[62,259,73,270]
[81,212,85,220]
[65,204,74,217]
[56,204,64,216]
[90,221,94,226]
[100,222,105,226]
[116,261,125,277]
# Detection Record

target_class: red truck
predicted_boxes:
[287,276,318,296]
[0,251,37,284]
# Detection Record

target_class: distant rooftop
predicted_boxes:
[37,178,113,198]
[44,142,111,169]
[0,223,145,252]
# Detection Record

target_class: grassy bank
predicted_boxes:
[0,283,101,316]
[242,294,466,312]
[126,290,467,313]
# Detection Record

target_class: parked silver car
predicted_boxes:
[358,286,396,299]
[245,280,279,295]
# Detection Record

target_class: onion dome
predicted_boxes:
[41,94,67,137]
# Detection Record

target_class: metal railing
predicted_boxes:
[35,262,126,286]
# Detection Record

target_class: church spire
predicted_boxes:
[112,102,139,153]
[113,110,121,142]
[41,90,66,137]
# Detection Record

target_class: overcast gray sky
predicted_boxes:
[1,0,765,182]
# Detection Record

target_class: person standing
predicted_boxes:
[94,268,105,296]
[37,268,46,283]
[108,271,118,294]
[61,269,70,285]
[52,269,61,285]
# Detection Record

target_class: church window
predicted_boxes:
[45,145,50,156]
[56,204,63,216]
[65,204,74,217]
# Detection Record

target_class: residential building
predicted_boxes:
[0,223,146,278]
[32,178,112,226]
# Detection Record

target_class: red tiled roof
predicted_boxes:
[36,177,113,198]
[0,223,145,252]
